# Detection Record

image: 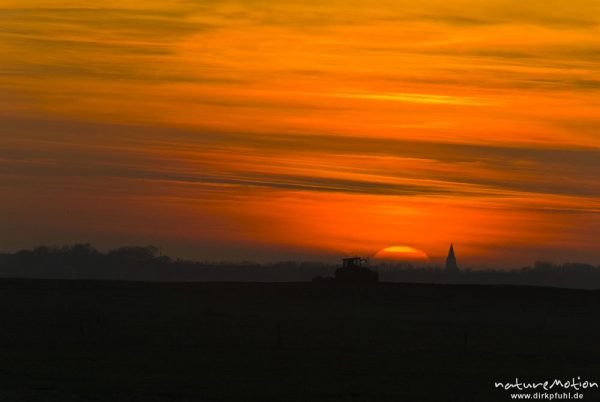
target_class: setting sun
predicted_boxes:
[374,246,429,262]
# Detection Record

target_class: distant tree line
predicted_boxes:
[377,261,600,289]
[0,244,335,282]
[0,244,599,289]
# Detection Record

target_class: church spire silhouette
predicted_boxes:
[445,243,458,272]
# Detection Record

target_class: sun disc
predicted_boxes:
[374,245,429,262]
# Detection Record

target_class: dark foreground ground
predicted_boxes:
[0,280,598,401]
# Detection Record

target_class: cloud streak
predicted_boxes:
[333,92,490,105]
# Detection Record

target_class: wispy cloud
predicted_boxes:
[333,92,490,105]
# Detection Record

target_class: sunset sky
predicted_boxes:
[1,0,600,266]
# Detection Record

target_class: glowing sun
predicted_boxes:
[374,246,429,262]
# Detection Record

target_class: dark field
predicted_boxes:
[0,280,598,401]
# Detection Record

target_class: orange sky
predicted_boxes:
[1,0,600,266]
